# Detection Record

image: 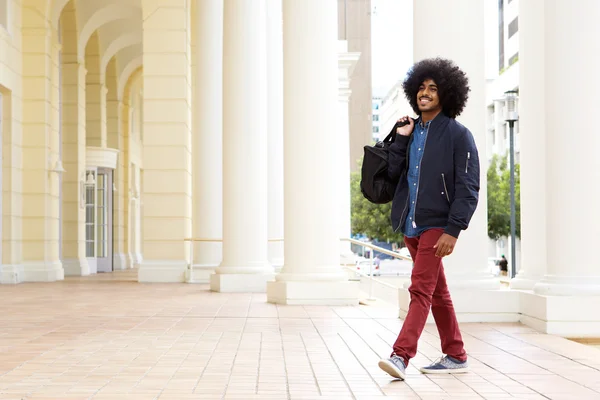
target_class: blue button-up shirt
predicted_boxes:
[403,119,442,238]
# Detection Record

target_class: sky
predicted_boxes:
[371,0,499,98]
[370,0,413,98]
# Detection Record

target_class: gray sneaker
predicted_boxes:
[420,355,469,374]
[378,354,406,380]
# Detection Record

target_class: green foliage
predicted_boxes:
[487,154,521,240]
[350,162,403,244]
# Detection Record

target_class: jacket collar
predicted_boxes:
[416,111,448,126]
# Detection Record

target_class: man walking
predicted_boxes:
[377,58,480,380]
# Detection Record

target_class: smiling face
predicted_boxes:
[416,78,442,114]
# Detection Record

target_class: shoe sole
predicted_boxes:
[378,359,406,380]
[419,366,469,374]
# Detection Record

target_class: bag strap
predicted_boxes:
[383,118,414,143]
[382,123,400,143]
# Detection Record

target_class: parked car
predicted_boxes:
[356,259,380,276]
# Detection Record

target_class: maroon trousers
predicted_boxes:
[392,228,467,366]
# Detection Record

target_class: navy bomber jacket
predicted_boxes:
[387,112,480,238]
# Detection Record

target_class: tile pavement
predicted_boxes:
[1,269,600,399]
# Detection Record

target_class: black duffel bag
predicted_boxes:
[360,120,408,204]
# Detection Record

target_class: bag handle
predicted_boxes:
[383,118,414,143]
[382,121,402,143]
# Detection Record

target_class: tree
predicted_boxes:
[487,154,520,240]
[350,165,403,243]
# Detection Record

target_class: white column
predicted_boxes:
[266,0,359,305]
[510,0,547,289]
[338,42,360,265]
[192,0,223,282]
[210,0,274,292]
[533,0,600,297]
[266,0,284,269]
[411,0,498,290]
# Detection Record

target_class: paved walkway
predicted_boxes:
[1,270,600,400]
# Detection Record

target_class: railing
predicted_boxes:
[341,238,411,301]
[183,237,412,300]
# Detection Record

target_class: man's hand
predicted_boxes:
[433,233,457,258]
[396,116,415,136]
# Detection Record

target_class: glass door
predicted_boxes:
[96,168,113,273]
[85,170,96,273]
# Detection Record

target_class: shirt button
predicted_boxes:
[418,148,421,151]
[413,183,416,186]
[412,201,415,204]
[416,166,419,169]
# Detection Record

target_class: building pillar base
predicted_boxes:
[186,264,218,283]
[533,275,600,296]
[267,280,359,305]
[1,265,24,284]
[129,252,143,268]
[138,260,187,283]
[520,291,600,337]
[62,258,90,276]
[113,253,129,271]
[22,261,64,282]
[399,287,520,323]
[210,272,275,293]
[510,274,543,290]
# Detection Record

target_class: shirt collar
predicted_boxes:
[418,119,431,128]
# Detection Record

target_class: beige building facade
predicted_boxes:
[1,0,600,338]
[0,0,363,306]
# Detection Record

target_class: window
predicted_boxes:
[373,126,379,133]
[85,172,96,257]
[498,0,504,72]
[372,115,379,122]
[509,52,519,66]
[96,172,107,258]
[508,17,519,38]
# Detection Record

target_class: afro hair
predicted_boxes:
[402,58,470,119]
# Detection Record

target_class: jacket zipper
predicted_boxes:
[396,192,409,233]
[441,173,450,203]
[411,122,431,229]
[465,152,471,173]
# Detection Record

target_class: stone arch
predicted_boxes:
[50,0,71,29]
[85,31,104,147]
[106,57,119,150]
[22,0,51,29]
[101,31,142,76]
[118,54,142,102]
[78,4,140,60]
[85,31,101,83]
[59,0,78,61]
